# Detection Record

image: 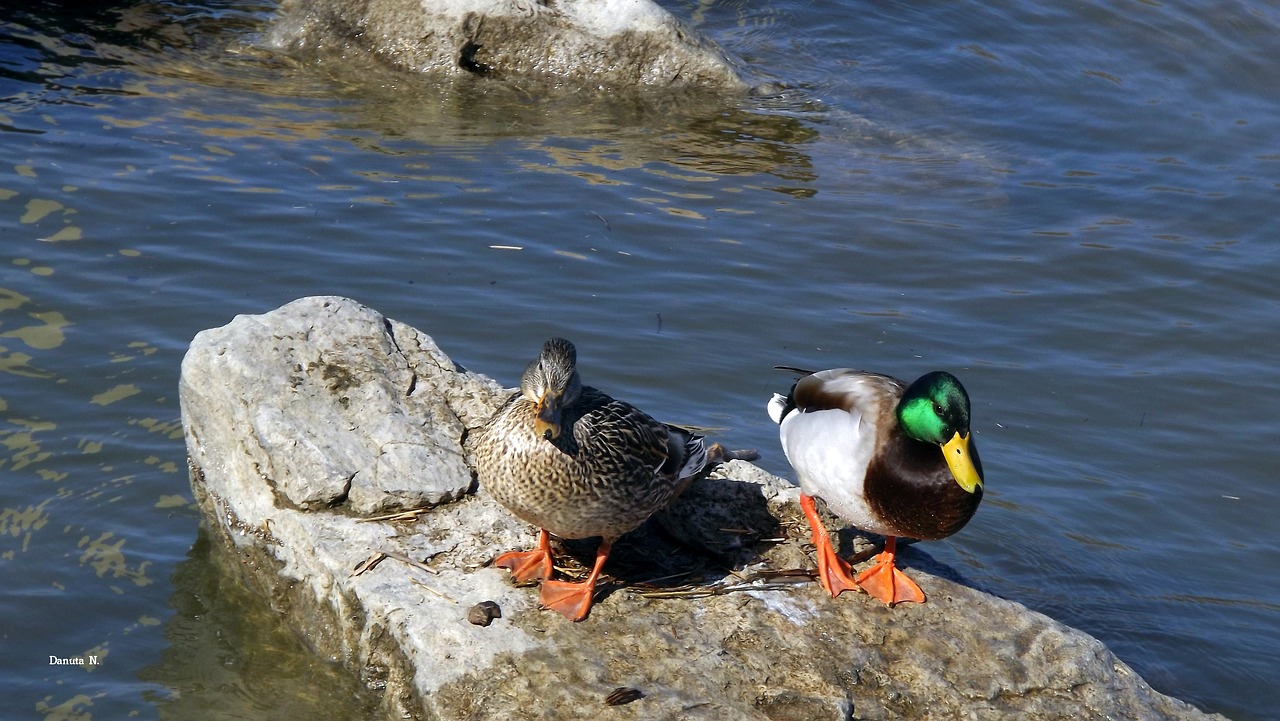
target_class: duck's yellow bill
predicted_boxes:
[941,432,983,493]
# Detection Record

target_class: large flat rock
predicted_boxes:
[179,296,1225,721]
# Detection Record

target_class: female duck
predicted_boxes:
[767,367,984,606]
[476,337,723,621]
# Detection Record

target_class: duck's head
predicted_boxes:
[519,337,582,441]
[897,371,983,493]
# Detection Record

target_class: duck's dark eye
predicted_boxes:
[933,403,944,416]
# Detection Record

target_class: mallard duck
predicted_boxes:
[476,337,735,621]
[767,367,984,606]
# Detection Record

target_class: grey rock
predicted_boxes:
[179,296,1227,721]
[265,0,750,91]
[180,296,498,515]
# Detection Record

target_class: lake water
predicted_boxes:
[3,1,1278,719]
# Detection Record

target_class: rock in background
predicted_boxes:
[179,296,1224,721]
[266,0,751,91]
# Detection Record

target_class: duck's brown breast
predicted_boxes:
[474,388,680,541]
[862,433,983,541]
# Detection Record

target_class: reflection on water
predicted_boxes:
[308,52,829,188]
[138,530,376,721]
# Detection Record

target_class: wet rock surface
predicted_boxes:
[179,296,1225,721]
[266,0,751,91]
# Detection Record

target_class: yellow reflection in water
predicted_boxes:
[35,692,99,721]
[109,341,157,363]
[1,310,70,350]
[155,495,188,509]
[21,198,64,224]
[90,385,140,406]
[82,643,108,673]
[2,419,56,471]
[0,287,30,312]
[44,226,82,242]
[0,498,52,554]
[37,468,67,483]
[175,107,338,142]
[665,207,706,220]
[131,417,185,440]
[144,455,180,474]
[77,532,153,587]
[0,348,49,378]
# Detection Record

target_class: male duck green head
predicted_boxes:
[897,371,983,494]
[767,365,986,606]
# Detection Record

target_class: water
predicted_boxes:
[2,1,1278,718]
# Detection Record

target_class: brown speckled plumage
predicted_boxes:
[475,337,708,544]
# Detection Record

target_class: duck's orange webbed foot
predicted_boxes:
[855,537,925,606]
[538,580,598,622]
[537,538,612,622]
[812,535,860,598]
[494,529,554,583]
[800,494,860,598]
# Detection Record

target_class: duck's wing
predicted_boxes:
[661,423,710,482]
[572,388,686,482]
[772,369,905,522]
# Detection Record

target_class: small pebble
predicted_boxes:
[467,600,502,627]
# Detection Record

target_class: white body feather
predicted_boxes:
[770,370,904,537]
